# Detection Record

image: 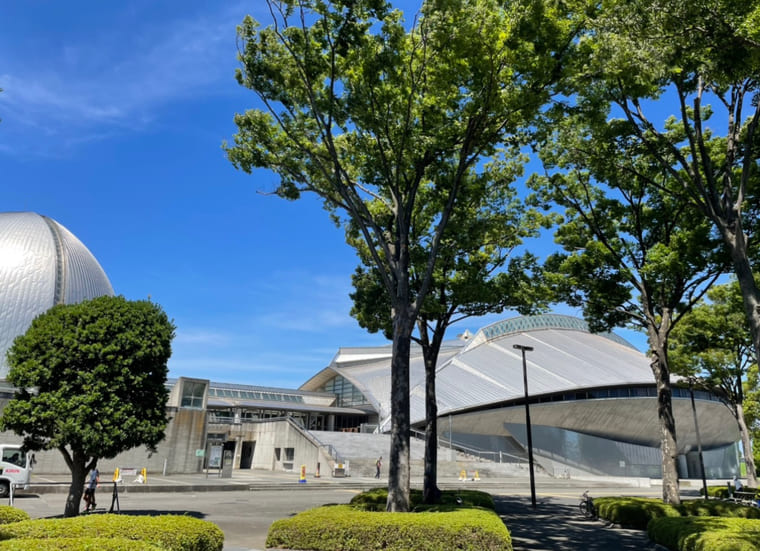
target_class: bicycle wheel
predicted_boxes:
[579,500,590,518]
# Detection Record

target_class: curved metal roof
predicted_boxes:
[0,212,114,378]
[303,315,654,431]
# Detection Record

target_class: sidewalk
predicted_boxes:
[25,468,661,494]
[16,470,673,551]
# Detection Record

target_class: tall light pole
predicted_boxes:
[513,344,536,508]
[688,378,709,501]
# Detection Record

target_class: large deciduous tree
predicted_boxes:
[566,0,760,420]
[1,295,175,517]
[350,163,553,503]
[225,0,575,511]
[669,279,760,486]
[533,124,729,503]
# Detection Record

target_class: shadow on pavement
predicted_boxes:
[494,496,659,551]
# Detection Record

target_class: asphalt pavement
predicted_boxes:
[12,469,683,550]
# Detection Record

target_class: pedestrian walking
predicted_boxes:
[375,456,382,479]
[83,466,99,512]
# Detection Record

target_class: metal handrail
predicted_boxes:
[410,428,528,464]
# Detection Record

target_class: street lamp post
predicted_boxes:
[513,344,536,508]
[688,378,709,501]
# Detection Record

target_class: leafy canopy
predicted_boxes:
[1,295,175,460]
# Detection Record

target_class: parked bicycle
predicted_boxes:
[579,490,596,519]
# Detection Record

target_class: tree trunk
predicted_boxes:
[735,402,759,487]
[64,453,88,517]
[648,336,681,505]
[722,230,760,487]
[387,305,413,512]
[727,235,760,371]
[423,350,440,504]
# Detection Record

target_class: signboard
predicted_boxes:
[196,449,205,457]
[208,445,223,469]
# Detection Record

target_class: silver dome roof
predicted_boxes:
[0,212,114,378]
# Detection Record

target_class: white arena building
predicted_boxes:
[0,211,742,479]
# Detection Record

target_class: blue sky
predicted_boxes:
[1,1,646,389]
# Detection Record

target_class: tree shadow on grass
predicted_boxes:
[493,495,659,551]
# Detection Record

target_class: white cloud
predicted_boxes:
[0,2,258,156]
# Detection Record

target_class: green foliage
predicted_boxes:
[700,486,733,499]
[0,508,28,525]
[0,514,223,551]
[265,504,511,551]
[596,496,760,532]
[594,497,681,530]
[648,517,760,551]
[669,279,754,380]
[2,295,175,458]
[669,278,760,484]
[0,538,164,550]
[350,488,495,511]
[227,0,579,511]
[680,498,760,519]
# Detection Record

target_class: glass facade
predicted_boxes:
[207,387,304,402]
[181,380,206,408]
[321,375,369,407]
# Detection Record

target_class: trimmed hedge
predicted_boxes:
[0,508,29,525]
[594,497,681,530]
[266,504,511,551]
[648,517,760,551]
[0,514,223,551]
[0,537,164,550]
[595,497,760,530]
[680,499,760,519]
[699,486,758,500]
[350,488,496,512]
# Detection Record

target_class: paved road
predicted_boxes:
[13,488,363,550]
[11,474,678,550]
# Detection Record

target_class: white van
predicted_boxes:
[0,445,33,497]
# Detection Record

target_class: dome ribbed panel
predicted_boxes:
[0,212,114,378]
[0,213,57,377]
[53,220,114,303]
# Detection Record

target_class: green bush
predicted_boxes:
[648,517,760,551]
[0,514,223,551]
[699,486,757,500]
[680,499,760,519]
[0,537,164,550]
[266,504,511,551]
[350,488,495,511]
[699,485,730,499]
[594,497,681,530]
[0,508,29,525]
